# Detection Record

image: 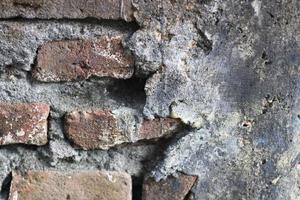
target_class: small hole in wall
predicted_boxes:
[107,77,147,109]
[242,123,249,127]
[261,51,267,60]
[262,159,267,165]
[66,194,71,200]
[241,120,253,128]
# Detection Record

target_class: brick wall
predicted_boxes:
[0,1,197,200]
[1,0,294,199]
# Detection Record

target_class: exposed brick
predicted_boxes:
[142,173,197,200]
[64,109,124,150]
[9,170,132,200]
[64,109,182,150]
[32,36,134,82]
[0,0,134,22]
[138,118,182,140]
[0,103,50,146]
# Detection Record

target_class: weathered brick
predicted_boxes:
[0,103,50,146]
[138,118,182,140]
[142,173,197,200]
[64,109,182,150]
[32,36,135,82]
[9,170,132,200]
[0,0,134,21]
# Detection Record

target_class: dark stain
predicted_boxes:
[195,28,213,54]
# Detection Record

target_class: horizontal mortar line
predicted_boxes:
[0,16,140,27]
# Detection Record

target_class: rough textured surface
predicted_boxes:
[142,173,197,200]
[0,103,49,146]
[33,36,134,82]
[9,170,132,200]
[0,0,134,21]
[127,0,300,199]
[64,108,182,150]
[0,0,299,199]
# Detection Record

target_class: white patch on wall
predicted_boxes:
[251,0,263,25]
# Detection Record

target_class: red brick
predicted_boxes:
[9,170,132,200]
[64,109,182,150]
[0,103,50,146]
[32,36,134,82]
[138,118,182,140]
[142,173,197,200]
[0,0,134,22]
[64,109,123,150]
